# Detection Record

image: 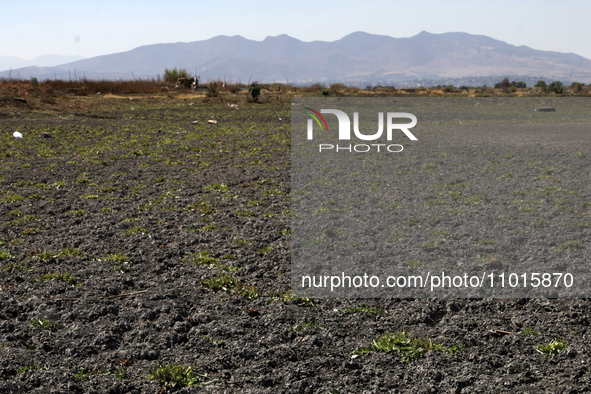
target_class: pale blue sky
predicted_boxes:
[2,0,590,60]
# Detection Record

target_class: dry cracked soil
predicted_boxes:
[0,95,590,393]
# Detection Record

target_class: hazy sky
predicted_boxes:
[3,0,591,60]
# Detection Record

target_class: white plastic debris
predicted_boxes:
[13,131,22,138]
[208,120,218,124]
[279,118,282,121]
[191,120,199,124]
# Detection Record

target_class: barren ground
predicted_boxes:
[0,95,590,393]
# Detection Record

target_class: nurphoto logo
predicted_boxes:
[303,107,418,153]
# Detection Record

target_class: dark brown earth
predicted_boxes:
[0,96,590,393]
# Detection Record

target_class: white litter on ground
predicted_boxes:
[13,131,22,138]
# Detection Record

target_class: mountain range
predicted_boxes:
[0,55,84,74]
[1,31,590,86]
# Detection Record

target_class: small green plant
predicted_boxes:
[0,193,26,203]
[353,331,462,362]
[533,219,549,227]
[236,209,253,217]
[256,246,274,255]
[34,272,80,286]
[403,218,421,227]
[4,214,39,226]
[557,240,585,250]
[536,338,569,357]
[405,259,424,268]
[572,221,591,229]
[124,227,149,237]
[18,364,50,374]
[1,262,34,273]
[186,251,238,272]
[269,290,315,308]
[462,195,489,205]
[146,363,215,390]
[201,274,259,300]
[418,241,438,252]
[74,369,91,381]
[321,89,331,96]
[103,253,129,263]
[30,319,59,332]
[56,248,84,258]
[186,201,216,215]
[0,250,11,260]
[291,321,326,332]
[121,217,141,223]
[422,163,437,171]
[22,228,41,236]
[198,335,223,345]
[521,327,541,336]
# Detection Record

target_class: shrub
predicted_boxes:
[310,83,324,91]
[163,68,189,84]
[207,81,219,97]
[548,81,563,94]
[329,83,347,92]
[249,83,261,102]
[535,80,548,93]
[444,85,455,93]
[571,82,584,93]
[535,80,547,88]
[321,89,331,96]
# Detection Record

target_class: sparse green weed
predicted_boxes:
[536,338,569,357]
[353,331,462,362]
